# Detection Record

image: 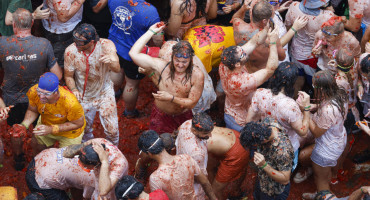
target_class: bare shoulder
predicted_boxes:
[191,65,205,80]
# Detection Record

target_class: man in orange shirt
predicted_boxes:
[11,72,85,169]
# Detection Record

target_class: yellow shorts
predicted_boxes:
[35,118,84,147]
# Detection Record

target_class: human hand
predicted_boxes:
[277,0,292,12]
[357,121,370,136]
[312,40,323,55]
[152,91,173,102]
[9,124,27,138]
[100,54,119,65]
[138,67,147,74]
[0,105,12,121]
[365,42,370,53]
[243,0,252,10]
[223,5,233,14]
[267,26,279,43]
[33,125,52,136]
[149,22,166,35]
[92,142,109,163]
[33,4,50,20]
[297,91,310,110]
[292,16,309,31]
[72,89,82,101]
[254,152,266,167]
[361,186,370,195]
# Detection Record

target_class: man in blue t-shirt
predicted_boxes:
[108,0,161,118]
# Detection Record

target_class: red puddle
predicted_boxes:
[0,76,369,199]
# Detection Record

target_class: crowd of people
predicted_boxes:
[0,0,370,199]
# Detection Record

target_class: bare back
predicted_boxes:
[207,127,236,156]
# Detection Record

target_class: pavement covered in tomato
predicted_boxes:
[0,77,369,199]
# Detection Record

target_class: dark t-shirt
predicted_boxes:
[0,35,56,105]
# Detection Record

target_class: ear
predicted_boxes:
[235,62,242,68]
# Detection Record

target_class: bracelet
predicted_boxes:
[304,109,310,112]
[358,84,363,88]
[171,95,174,102]
[269,42,276,45]
[149,29,157,35]
[52,125,60,134]
[155,32,164,35]
[304,105,311,110]
[260,162,268,169]
[148,71,155,78]
[291,27,297,34]
[20,122,29,130]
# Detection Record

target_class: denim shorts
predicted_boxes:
[224,113,243,132]
[311,149,337,167]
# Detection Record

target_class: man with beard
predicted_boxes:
[129,22,204,134]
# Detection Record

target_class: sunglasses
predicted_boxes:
[269,0,281,6]
[174,53,191,59]
[322,29,338,36]
[73,34,91,47]
[36,87,57,96]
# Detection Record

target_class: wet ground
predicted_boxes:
[0,77,369,199]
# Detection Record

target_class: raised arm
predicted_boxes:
[166,0,184,39]
[254,152,291,185]
[5,4,50,25]
[54,0,85,23]
[207,0,217,19]
[290,91,310,137]
[249,27,279,87]
[231,0,251,21]
[280,16,308,47]
[241,23,269,55]
[129,22,166,72]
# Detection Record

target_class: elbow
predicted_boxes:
[57,16,69,23]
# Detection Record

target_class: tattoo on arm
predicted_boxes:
[62,144,84,158]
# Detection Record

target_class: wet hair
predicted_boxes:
[313,71,348,118]
[23,193,45,200]
[240,121,272,149]
[336,48,355,90]
[79,144,106,166]
[115,175,144,200]
[12,8,33,30]
[192,112,214,132]
[138,130,165,154]
[179,0,207,20]
[169,41,194,85]
[252,1,273,23]
[321,16,344,35]
[73,23,100,43]
[360,54,370,74]
[221,46,240,70]
[268,62,299,98]
[160,133,176,153]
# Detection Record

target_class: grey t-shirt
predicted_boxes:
[0,35,56,105]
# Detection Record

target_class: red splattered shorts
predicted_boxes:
[149,104,193,134]
[215,130,250,183]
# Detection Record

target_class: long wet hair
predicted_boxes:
[268,62,299,98]
[168,41,194,85]
[180,0,207,20]
[313,71,348,118]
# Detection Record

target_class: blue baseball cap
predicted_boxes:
[303,0,330,9]
[38,72,59,92]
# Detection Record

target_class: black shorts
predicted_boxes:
[26,159,70,200]
[118,54,145,80]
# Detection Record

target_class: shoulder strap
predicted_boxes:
[158,62,170,85]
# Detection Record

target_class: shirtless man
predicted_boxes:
[129,22,204,134]
[219,24,279,131]
[232,0,285,72]
[138,130,217,200]
[166,0,217,39]
[176,113,249,199]
[343,0,369,37]
[312,16,361,72]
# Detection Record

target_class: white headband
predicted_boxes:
[139,137,161,155]
[122,182,136,198]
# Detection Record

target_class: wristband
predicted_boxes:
[269,42,276,45]
[52,125,60,134]
[155,32,164,35]
[171,95,175,102]
[361,187,364,194]
[291,27,297,34]
[148,71,155,78]
[20,122,29,130]
[358,84,363,88]
[304,109,310,112]
[260,162,268,169]
[149,29,157,35]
